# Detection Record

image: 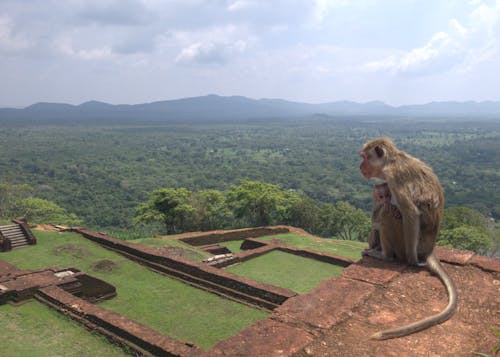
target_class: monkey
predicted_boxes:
[359,137,457,340]
[364,182,404,260]
[364,182,402,256]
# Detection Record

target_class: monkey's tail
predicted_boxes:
[370,254,457,340]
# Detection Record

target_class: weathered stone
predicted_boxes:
[235,244,275,262]
[273,277,375,330]
[74,228,297,309]
[37,286,199,357]
[277,246,354,267]
[178,226,291,246]
[469,254,500,273]
[433,246,474,265]
[208,319,314,357]
[342,256,406,285]
[0,260,19,275]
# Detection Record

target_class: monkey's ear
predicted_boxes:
[374,146,384,158]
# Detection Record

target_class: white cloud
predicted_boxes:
[449,19,468,37]
[0,16,32,53]
[74,0,153,26]
[364,32,461,75]
[56,34,114,61]
[363,1,500,76]
[176,43,226,64]
[1,0,500,106]
[227,1,258,12]
[175,40,249,65]
[173,25,254,65]
[311,0,350,25]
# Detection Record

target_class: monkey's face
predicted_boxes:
[359,149,384,179]
[373,184,391,204]
[376,190,388,203]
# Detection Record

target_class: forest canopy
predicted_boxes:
[0,116,498,254]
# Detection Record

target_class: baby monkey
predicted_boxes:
[364,182,402,259]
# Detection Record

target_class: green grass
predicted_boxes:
[0,230,267,349]
[257,233,365,260]
[216,233,366,258]
[219,240,245,253]
[0,300,128,356]
[127,237,210,261]
[226,250,344,294]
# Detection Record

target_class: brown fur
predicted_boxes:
[366,183,402,256]
[367,185,384,251]
[360,137,444,263]
[359,137,457,340]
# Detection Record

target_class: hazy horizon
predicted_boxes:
[4,94,500,110]
[1,1,500,107]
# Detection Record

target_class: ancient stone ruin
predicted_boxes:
[1,223,498,356]
[0,218,37,251]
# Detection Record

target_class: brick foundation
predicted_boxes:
[73,228,296,310]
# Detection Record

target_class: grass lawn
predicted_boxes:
[257,233,365,260]
[127,237,210,261]
[219,239,245,253]
[226,250,344,294]
[0,230,267,349]
[0,300,128,356]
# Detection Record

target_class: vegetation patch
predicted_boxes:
[91,259,119,272]
[226,250,344,294]
[1,120,497,231]
[220,239,246,254]
[127,237,209,261]
[268,238,285,245]
[257,233,365,260]
[0,300,127,356]
[52,243,92,258]
[1,230,267,349]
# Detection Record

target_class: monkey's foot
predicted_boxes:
[363,248,384,260]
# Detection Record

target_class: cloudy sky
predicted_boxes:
[1,0,499,107]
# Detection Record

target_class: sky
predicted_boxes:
[1,0,500,107]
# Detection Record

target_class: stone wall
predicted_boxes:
[179,226,290,246]
[36,285,199,357]
[237,238,354,267]
[73,228,296,310]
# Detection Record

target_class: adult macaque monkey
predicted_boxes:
[359,137,457,340]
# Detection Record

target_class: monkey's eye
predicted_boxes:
[379,195,384,199]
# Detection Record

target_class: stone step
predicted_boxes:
[9,237,28,242]
[5,236,25,240]
[0,224,19,230]
[1,232,24,238]
[5,233,25,239]
[1,229,24,236]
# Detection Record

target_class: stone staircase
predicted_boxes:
[0,220,36,251]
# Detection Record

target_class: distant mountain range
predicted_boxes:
[1,95,500,122]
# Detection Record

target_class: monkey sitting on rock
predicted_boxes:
[359,137,457,340]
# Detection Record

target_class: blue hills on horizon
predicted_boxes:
[1,94,500,122]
